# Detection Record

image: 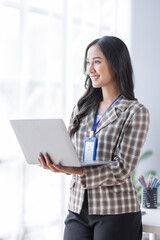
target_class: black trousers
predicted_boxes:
[63,191,142,240]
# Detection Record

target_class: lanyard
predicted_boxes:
[92,94,121,132]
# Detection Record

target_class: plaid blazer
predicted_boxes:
[68,95,149,215]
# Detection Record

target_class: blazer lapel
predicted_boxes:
[84,95,129,135]
[95,107,118,133]
[86,109,96,133]
[95,95,129,134]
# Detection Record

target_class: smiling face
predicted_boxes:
[86,44,117,89]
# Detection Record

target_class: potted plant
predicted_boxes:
[132,150,156,201]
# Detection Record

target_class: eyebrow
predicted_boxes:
[86,57,103,60]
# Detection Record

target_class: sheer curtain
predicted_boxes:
[0,0,125,239]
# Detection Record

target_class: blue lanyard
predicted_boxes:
[92,94,121,132]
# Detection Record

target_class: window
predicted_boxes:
[0,0,121,239]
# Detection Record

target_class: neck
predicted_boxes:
[101,85,121,104]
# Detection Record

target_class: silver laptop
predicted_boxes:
[10,119,116,167]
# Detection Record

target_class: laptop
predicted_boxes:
[10,119,116,167]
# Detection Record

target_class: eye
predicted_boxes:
[95,60,101,63]
[86,61,90,65]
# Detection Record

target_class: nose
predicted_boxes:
[87,63,95,74]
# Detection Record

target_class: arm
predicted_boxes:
[80,106,150,189]
[38,152,83,175]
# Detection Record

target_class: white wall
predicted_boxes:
[131,0,160,176]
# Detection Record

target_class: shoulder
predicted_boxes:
[119,95,149,116]
[125,100,150,133]
[115,96,150,128]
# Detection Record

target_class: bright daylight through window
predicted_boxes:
[0,0,124,239]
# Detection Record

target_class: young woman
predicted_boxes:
[38,36,149,240]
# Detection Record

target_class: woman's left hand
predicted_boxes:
[38,152,84,176]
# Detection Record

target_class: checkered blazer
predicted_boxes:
[68,95,150,215]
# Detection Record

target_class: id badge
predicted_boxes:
[83,137,97,162]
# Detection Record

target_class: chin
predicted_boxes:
[92,83,101,88]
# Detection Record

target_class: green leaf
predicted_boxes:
[137,186,142,200]
[138,150,153,164]
[143,171,156,179]
[131,150,155,202]
[131,170,136,183]
[136,185,142,193]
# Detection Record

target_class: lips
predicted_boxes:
[90,75,100,81]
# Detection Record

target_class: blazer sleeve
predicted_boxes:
[80,106,150,189]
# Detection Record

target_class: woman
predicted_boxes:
[38,36,149,240]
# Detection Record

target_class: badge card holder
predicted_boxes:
[82,94,121,163]
[83,136,97,162]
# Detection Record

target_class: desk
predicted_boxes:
[142,208,160,240]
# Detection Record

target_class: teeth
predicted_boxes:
[92,76,99,80]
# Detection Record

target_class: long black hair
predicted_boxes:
[69,36,136,137]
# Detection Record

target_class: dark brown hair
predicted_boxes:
[69,36,136,137]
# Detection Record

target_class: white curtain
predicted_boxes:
[0,0,127,239]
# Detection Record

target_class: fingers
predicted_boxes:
[46,153,67,173]
[38,153,50,170]
[38,152,77,175]
[51,162,66,173]
[44,153,59,172]
[38,153,62,173]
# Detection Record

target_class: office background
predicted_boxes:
[0,0,159,239]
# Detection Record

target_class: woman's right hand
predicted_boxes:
[38,152,84,176]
